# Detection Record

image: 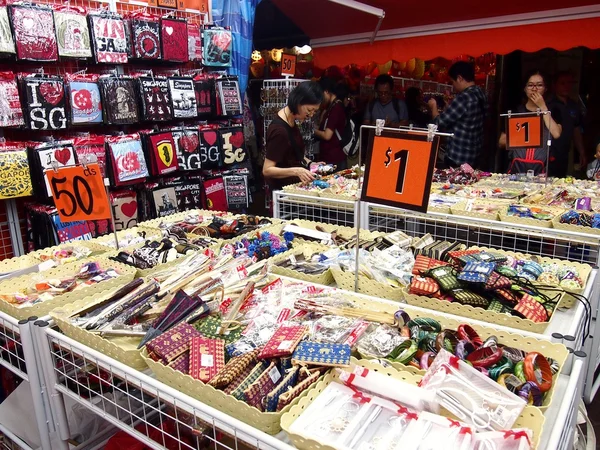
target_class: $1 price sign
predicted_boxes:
[361,132,439,212]
[45,164,111,222]
[506,113,543,149]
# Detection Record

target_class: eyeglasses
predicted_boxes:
[526,83,545,90]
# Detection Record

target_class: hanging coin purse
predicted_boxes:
[496,265,518,278]
[451,289,490,308]
[230,361,269,400]
[473,251,507,264]
[513,294,548,322]
[457,261,496,284]
[276,370,320,411]
[210,347,260,389]
[483,272,513,291]
[427,266,463,292]
[494,288,519,304]
[243,362,282,410]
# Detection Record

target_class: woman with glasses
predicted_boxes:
[263,81,324,190]
[499,70,563,175]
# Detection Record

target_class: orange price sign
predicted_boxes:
[506,113,543,149]
[45,164,111,223]
[361,132,439,212]
[281,53,297,76]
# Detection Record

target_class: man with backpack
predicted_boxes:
[363,74,409,128]
[314,77,350,169]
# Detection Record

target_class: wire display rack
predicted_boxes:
[38,323,295,450]
[273,191,358,228]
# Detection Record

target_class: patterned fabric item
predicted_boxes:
[457,261,496,284]
[174,129,202,171]
[514,294,548,322]
[9,4,58,61]
[0,72,24,127]
[195,79,216,118]
[292,342,351,367]
[138,77,172,122]
[169,77,197,119]
[276,370,320,411]
[168,352,190,374]
[409,276,440,296]
[473,252,507,264]
[21,76,67,131]
[54,7,92,58]
[412,255,448,276]
[243,362,282,410]
[67,77,102,125]
[73,135,106,177]
[258,325,307,359]
[451,289,490,308]
[0,143,32,199]
[99,77,139,124]
[495,288,519,304]
[146,322,199,363]
[427,266,462,292]
[146,131,178,176]
[131,15,161,60]
[161,18,188,62]
[223,359,257,395]
[0,7,15,54]
[189,337,225,383]
[230,361,269,400]
[487,300,510,314]
[264,367,299,412]
[187,23,202,61]
[484,272,512,291]
[209,347,260,389]
[89,13,128,64]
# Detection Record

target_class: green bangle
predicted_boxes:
[489,356,514,381]
[406,318,441,333]
[514,361,526,383]
[388,340,418,365]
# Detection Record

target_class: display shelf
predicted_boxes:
[0,422,36,450]
[273,191,358,229]
[37,323,296,450]
[0,311,27,380]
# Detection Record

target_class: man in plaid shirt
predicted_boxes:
[429,62,487,167]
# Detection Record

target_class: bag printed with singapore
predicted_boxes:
[220,126,248,168]
[174,127,202,172]
[194,76,217,119]
[99,75,139,125]
[137,76,172,122]
[9,3,58,61]
[73,135,107,178]
[65,72,102,125]
[198,128,223,170]
[20,74,68,131]
[89,12,128,64]
[128,10,161,60]
[54,5,92,58]
[161,17,188,62]
[0,141,33,200]
[203,28,232,67]
[106,133,149,187]
[168,77,197,119]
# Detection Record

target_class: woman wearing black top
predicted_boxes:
[263,81,324,190]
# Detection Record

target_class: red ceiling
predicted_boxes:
[272,0,599,39]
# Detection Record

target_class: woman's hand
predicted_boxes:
[498,133,507,149]
[529,92,547,111]
[294,167,316,183]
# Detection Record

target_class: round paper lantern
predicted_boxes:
[250,61,264,78]
[378,60,392,74]
[405,58,416,76]
[251,50,262,62]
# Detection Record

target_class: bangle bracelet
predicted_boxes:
[457,324,483,348]
[498,373,524,394]
[502,346,526,365]
[394,310,411,327]
[407,317,441,333]
[482,335,498,349]
[420,351,436,370]
[388,339,418,365]
[466,346,503,368]
[514,361,526,383]
[436,330,460,353]
[419,335,437,353]
[455,340,475,359]
[547,357,560,375]
[488,356,514,381]
[518,381,543,406]
[524,352,553,393]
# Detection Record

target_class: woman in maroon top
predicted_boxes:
[314,77,347,168]
[263,81,324,190]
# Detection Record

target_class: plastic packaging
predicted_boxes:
[9,4,57,61]
[54,5,92,58]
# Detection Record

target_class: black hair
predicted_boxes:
[319,76,337,94]
[287,81,324,115]
[523,69,548,90]
[334,82,350,101]
[448,61,475,83]
[554,70,573,83]
[375,74,394,90]
[405,87,421,109]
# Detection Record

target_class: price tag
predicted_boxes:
[281,53,296,77]
[506,113,543,149]
[361,132,439,212]
[45,164,111,223]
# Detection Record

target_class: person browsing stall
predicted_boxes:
[499,71,562,175]
[314,77,347,168]
[263,81,324,190]
[363,74,409,128]
[429,61,487,168]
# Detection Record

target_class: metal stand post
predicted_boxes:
[6,198,24,257]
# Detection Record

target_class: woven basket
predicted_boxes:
[281,358,545,449]
[270,219,386,243]
[142,348,319,435]
[282,183,320,197]
[50,286,147,370]
[0,257,137,320]
[450,199,503,221]
[499,205,565,228]
[138,209,230,230]
[331,267,405,302]
[551,212,600,237]
[268,244,334,286]
[93,227,163,252]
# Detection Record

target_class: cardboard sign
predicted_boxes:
[506,113,543,149]
[361,131,439,212]
[281,53,296,76]
[45,164,111,222]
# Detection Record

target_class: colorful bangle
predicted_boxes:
[388,340,418,365]
[407,317,441,333]
[502,346,526,365]
[488,356,514,381]
[394,310,411,327]
[518,381,543,406]
[457,324,483,348]
[482,335,498,349]
[498,373,524,394]
[455,340,475,359]
[436,330,460,353]
[524,352,553,393]
[547,357,560,375]
[420,351,436,370]
[514,361,526,383]
[466,346,503,368]
[400,326,411,338]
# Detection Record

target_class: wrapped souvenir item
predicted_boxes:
[111,191,138,231]
[169,77,197,119]
[9,3,58,61]
[0,141,32,199]
[194,77,216,118]
[106,134,149,186]
[161,17,188,62]
[28,141,77,198]
[137,76,172,122]
[0,72,24,127]
[89,12,128,63]
[174,128,202,171]
[432,164,490,185]
[0,6,15,54]
[99,76,139,125]
[73,135,107,177]
[66,73,103,125]
[187,23,202,61]
[54,5,92,58]
[145,131,178,176]
[20,74,67,131]
[220,126,248,166]
[198,128,222,169]
[217,78,242,116]
[128,11,161,60]
[203,28,232,67]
